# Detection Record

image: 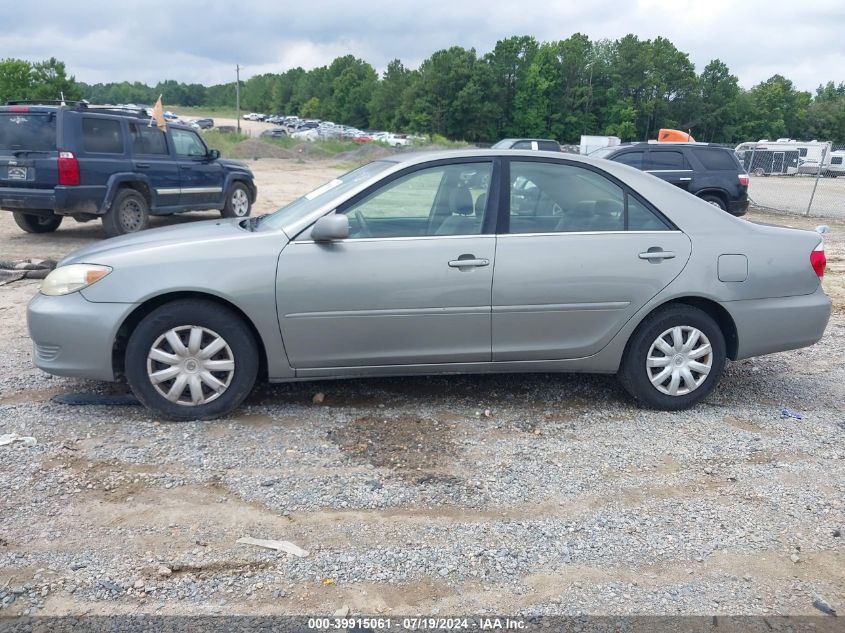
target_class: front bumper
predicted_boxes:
[27,291,135,381]
[726,287,832,360]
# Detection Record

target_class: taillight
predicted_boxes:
[738,174,749,187]
[8,106,29,112]
[811,242,826,278]
[57,151,80,186]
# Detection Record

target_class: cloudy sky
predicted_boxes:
[2,0,843,91]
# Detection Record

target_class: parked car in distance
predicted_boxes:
[189,118,214,130]
[493,138,562,151]
[260,128,288,139]
[0,102,257,236]
[242,113,266,121]
[591,142,749,215]
[28,149,830,420]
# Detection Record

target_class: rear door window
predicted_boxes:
[82,118,124,154]
[507,160,670,233]
[0,113,56,151]
[694,147,739,170]
[129,122,169,155]
[613,151,644,169]
[645,150,687,170]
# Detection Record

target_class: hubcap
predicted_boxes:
[120,199,144,232]
[646,326,713,396]
[231,188,249,216]
[146,325,235,406]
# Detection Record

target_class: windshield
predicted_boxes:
[588,146,618,159]
[0,112,56,152]
[257,160,396,232]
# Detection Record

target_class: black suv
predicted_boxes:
[590,143,748,215]
[0,102,256,236]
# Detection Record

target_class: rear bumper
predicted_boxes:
[1,185,105,214]
[0,187,55,211]
[725,287,832,360]
[27,291,135,381]
[727,193,749,216]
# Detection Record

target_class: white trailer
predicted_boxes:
[735,139,832,176]
[580,135,620,155]
[824,150,845,177]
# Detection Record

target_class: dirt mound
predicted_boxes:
[230,139,295,160]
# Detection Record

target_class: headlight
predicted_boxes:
[40,264,112,296]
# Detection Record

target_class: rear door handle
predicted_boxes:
[639,250,676,260]
[678,177,692,181]
[448,257,489,268]
[135,163,150,169]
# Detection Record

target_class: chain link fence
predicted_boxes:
[735,142,845,219]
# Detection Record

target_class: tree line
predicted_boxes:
[3,34,844,144]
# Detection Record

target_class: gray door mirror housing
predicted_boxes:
[311,213,349,241]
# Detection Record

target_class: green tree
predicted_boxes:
[404,46,477,137]
[368,59,412,130]
[696,59,740,142]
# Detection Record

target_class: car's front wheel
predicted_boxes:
[221,182,252,218]
[125,299,259,420]
[102,189,150,237]
[13,211,63,233]
[619,304,726,410]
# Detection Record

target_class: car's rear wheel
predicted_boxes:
[221,182,251,218]
[619,304,726,410]
[700,194,726,210]
[13,211,63,233]
[125,299,259,420]
[103,189,150,237]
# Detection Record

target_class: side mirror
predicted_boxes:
[311,214,349,241]
[208,148,221,160]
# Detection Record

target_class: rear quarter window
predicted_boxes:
[0,113,56,151]
[82,118,124,154]
[694,148,739,170]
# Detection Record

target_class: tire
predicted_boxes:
[618,304,726,411]
[102,189,150,237]
[221,182,252,218]
[700,194,726,211]
[12,211,63,233]
[752,168,765,177]
[125,299,259,420]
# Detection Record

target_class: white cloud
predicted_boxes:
[0,0,842,91]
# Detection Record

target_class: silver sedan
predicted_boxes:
[27,150,831,419]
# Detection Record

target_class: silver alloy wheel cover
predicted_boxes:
[646,326,713,396]
[231,188,249,216]
[146,325,235,406]
[706,200,722,208]
[120,198,144,232]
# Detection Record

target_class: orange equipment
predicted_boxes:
[657,129,695,142]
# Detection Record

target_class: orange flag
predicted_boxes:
[150,94,166,131]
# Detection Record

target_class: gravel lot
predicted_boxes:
[749,175,844,219]
[0,160,843,618]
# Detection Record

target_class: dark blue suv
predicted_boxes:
[0,102,257,236]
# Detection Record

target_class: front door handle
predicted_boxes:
[678,177,692,182]
[448,256,489,268]
[639,250,676,261]
[135,163,150,169]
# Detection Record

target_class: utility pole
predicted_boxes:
[235,64,241,134]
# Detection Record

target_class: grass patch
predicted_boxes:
[201,129,249,156]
